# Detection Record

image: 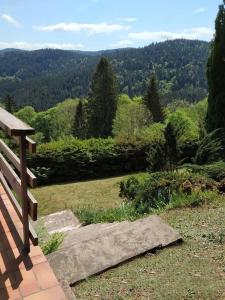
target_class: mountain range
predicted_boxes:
[0,39,210,110]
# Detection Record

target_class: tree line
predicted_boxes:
[0,39,209,110]
[2,0,225,146]
[72,57,164,139]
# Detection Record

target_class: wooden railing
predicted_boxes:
[0,107,38,253]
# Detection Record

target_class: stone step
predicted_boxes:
[60,221,129,249]
[47,215,182,285]
[34,210,81,235]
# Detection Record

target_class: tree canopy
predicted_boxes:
[206,1,225,131]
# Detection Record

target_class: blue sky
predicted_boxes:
[0,0,222,51]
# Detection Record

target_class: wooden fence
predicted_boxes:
[0,107,38,253]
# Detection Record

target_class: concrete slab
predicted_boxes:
[34,210,81,235]
[47,215,182,285]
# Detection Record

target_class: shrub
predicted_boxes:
[166,190,218,210]
[140,123,165,144]
[140,123,167,171]
[194,129,225,164]
[28,138,152,185]
[167,110,199,145]
[182,161,225,181]
[120,171,216,213]
[164,122,178,170]
[119,173,150,201]
[164,110,200,165]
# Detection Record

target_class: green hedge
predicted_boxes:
[28,138,161,185]
[28,135,199,186]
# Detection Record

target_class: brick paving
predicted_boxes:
[0,185,67,300]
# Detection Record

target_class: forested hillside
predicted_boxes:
[0,39,209,110]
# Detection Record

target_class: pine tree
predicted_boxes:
[206,1,225,131]
[87,57,117,138]
[4,95,16,113]
[73,100,86,139]
[144,75,165,123]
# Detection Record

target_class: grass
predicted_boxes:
[74,201,225,300]
[74,203,143,225]
[32,175,132,216]
[35,221,64,255]
[33,173,225,299]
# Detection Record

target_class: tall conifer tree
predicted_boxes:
[73,100,86,139]
[144,75,165,123]
[87,57,117,137]
[206,1,225,131]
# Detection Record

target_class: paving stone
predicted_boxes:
[0,187,67,300]
[34,210,81,235]
[48,215,182,285]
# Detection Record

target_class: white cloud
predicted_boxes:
[193,7,207,14]
[0,41,84,50]
[119,17,137,22]
[111,39,134,48]
[1,14,20,27]
[35,22,129,34]
[128,27,214,42]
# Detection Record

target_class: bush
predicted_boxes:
[140,123,165,144]
[167,110,199,145]
[141,123,167,171]
[194,129,225,165]
[166,190,218,210]
[120,171,216,213]
[119,173,150,201]
[182,161,225,181]
[28,138,152,185]
[164,110,200,165]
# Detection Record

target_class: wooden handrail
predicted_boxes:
[0,107,38,253]
[0,173,38,245]
[13,136,36,154]
[0,139,37,187]
[0,107,35,136]
[0,154,38,220]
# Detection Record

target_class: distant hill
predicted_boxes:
[0,39,210,110]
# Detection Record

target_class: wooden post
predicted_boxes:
[19,135,30,253]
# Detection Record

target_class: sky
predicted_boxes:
[0,0,223,51]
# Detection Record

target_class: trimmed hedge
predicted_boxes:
[28,134,199,186]
[28,138,161,185]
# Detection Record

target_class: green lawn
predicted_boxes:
[32,175,128,216]
[33,175,225,299]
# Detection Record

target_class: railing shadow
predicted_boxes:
[0,194,33,299]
